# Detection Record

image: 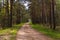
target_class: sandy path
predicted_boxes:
[16,23,53,40]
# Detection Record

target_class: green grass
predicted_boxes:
[0,23,24,40]
[0,23,23,35]
[31,24,60,40]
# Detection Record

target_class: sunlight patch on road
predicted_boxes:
[18,31,26,35]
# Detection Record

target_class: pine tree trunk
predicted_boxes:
[9,0,13,27]
[6,0,9,27]
[49,0,53,29]
[41,0,46,24]
[52,0,56,30]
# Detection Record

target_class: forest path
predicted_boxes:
[16,22,53,40]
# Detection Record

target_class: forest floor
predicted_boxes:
[16,23,53,40]
[0,23,23,40]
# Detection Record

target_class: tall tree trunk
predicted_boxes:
[6,0,9,27]
[9,0,13,27]
[50,0,56,29]
[52,0,56,30]
[41,0,46,24]
[49,0,53,29]
[16,0,21,24]
[2,0,5,27]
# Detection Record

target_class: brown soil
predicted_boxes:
[16,23,53,40]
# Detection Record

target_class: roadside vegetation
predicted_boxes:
[0,23,23,40]
[31,24,60,40]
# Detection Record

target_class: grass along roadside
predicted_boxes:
[0,23,24,40]
[31,24,60,40]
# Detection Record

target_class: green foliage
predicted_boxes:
[0,23,23,35]
[0,23,24,40]
[31,24,60,40]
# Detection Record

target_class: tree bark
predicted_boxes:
[52,0,56,30]
[9,0,13,27]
